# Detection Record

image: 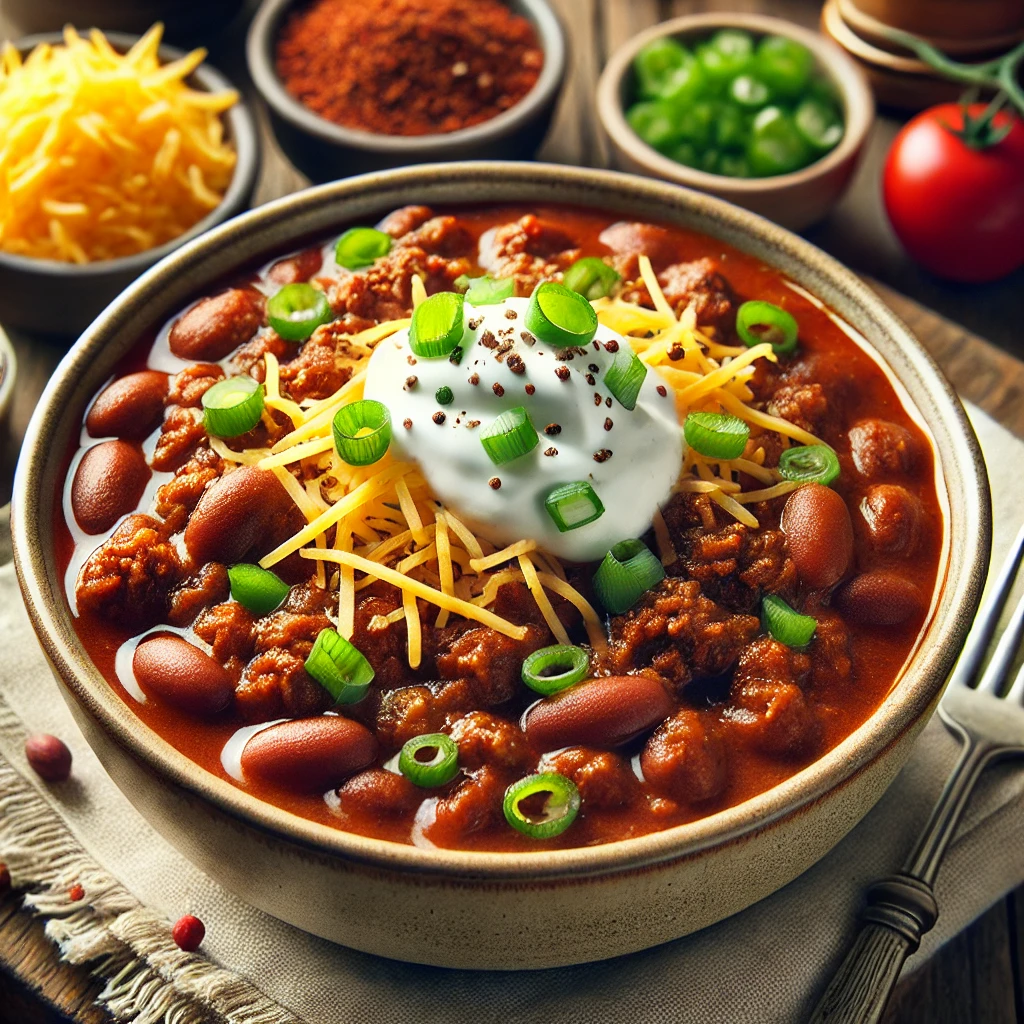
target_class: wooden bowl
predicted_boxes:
[596,13,875,232]
[11,163,989,970]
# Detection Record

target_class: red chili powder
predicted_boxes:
[275,0,544,136]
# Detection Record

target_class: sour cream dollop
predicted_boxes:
[363,296,683,562]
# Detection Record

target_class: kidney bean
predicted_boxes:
[241,716,377,792]
[184,465,294,566]
[71,441,151,535]
[336,768,421,818]
[267,247,324,285]
[168,288,265,361]
[835,572,923,626]
[524,675,674,752]
[598,221,677,271]
[133,635,234,717]
[781,483,854,590]
[24,734,72,782]
[860,484,923,556]
[86,371,169,440]
[848,419,918,480]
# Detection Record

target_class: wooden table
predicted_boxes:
[1,0,1022,1020]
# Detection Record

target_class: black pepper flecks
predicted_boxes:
[605,396,612,407]
[449,345,464,365]
[492,382,505,397]
[489,477,501,490]
[544,447,558,457]
[468,317,483,330]
[469,373,480,385]
[404,375,418,390]
[407,355,418,365]
[604,339,620,353]
[403,418,413,430]
[467,419,481,428]
[585,373,596,386]
[555,366,570,381]
[592,340,601,351]
[668,344,684,361]
[432,411,446,425]
[594,449,613,463]
[520,331,536,346]
[588,363,600,373]
[480,330,498,349]
[507,353,526,375]
[505,308,518,320]
[555,345,587,361]
[544,423,562,436]
[593,393,602,406]
[656,385,668,397]
[525,383,536,395]
[604,418,613,431]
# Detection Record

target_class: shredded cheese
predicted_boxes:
[469,539,538,574]
[518,554,571,647]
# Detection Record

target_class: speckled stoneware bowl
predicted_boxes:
[12,163,990,970]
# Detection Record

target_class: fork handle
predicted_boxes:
[807,875,938,1024]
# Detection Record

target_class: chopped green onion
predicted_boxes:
[762,594,817,649]
[503,772,580,839]
[227,564,289,615]
[480,406,538,465]
[333,399,392,466]
[304,628,374,704]
[778,445,840,486]
[398,733,459,788]
[604,345,647,411]
[729,74,771,109]
[409,291,465,358]
[736,300,799,353]
[201,375,264,437]
[683,411,750,459]
[544,481,605,532]
[465,275,515,305]
[525,281,598,348]
[435,386,454,405]
[266,283,332,342]
[593,539,666,614]
[521,645,590,696]
[794,97,844,152]
[563,258,621,301]
[335,227,391,269]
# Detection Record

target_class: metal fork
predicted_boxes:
[808,524,1024,1024]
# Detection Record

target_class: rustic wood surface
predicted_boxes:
[0,0,1022,1021]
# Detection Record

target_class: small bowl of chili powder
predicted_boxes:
[247,0,565,181]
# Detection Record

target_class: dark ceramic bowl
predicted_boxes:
[0,32,260,338]
[246,0,566,182]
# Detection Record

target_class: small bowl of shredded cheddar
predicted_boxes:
[0,25,259,336]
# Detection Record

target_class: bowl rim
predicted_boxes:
[12,161,990,881]
[596,11,875,194]
[0,322,16,426]
[0,29,260,279]
[246,0,566,153]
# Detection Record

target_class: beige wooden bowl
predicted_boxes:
[597,13,875,231]
[12,163,989,970]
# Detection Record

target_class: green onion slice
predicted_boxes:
[409,291,465,358]
[736,300,799,354]
[778,445,840,486]
[761,594,817,649]
[333,399,392,466]
[503,772,581,839]
[227,564,289,615]
[335,227,392,269]
[480,406,538,465]
[683,411,750,459]
[563,257,621,300]
[201,375,264,438]
[593,539,666,614]
[304,628,375,704]
[604,345,647,411]
[398,733,459,788]
[464,275,515,306]
[544,481,605,533]
[525,281,598,348]
[521,645,590,696]
[266,283,332,342]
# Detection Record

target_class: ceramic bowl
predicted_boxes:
[0,323,15,432]
[12,163,989,970]
[0,32,260,338]
[596,13,875,231]
[246,0,566,182]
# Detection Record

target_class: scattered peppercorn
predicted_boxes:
[520,331,536,346]
[404,375,418,390]
[594,449,613,463]
[492,382,505,397]
[504,308,518,320]
[543,447,558,457]
[275,0,544,137]
[432,411,446,424]
[507,354,525,375]
[524,383,536,395]
[467,318,482,330]
[435,385,454,405]
[488,477,501,489]
[467,419,481,428]
[555,366,570,381]
[25,734,72,782]
[605,396,612,407]
[403,418,413,429]
[656,385,667,397]
[588,363,599,373]
[593,393,602,406]
[585,373,596,385]
[604,418,613,430]
[68,884,85,902]
[668,344,684,361]
[172,914,206,953]
[604,339,620,353]
[449,345,464,365]
[544,423,561,435]
[469,373,480,385]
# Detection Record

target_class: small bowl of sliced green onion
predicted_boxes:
[597,13,874,230]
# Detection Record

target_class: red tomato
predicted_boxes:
[882,103,1024,283]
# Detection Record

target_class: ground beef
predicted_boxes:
[436,623,548,705]
[193,602,256,663]
[347,588,410,690]
[277,329,355,403]
[398,215,474,258]
[640,709,728,804]
[766,382,828,435]
[477,215,581,293]
[252,609,332,662]
[334,768,421,818]
[378,205,434,238]
[608,578,759,690]
[282,580,336,616]
[167,562,229,627]
[491,580,576,631]
[538,746,637,809]
[228,332,291,379]
[235,648,330,721]
[662,491,722,536]
[448,711,531,771]
[428,765,507,842]
[76,515,181,626]
[166,364,225,408]
[151,406,207,472]
[154,446,224,530]
[621,257,736,334]
[809,612,852,689]
[724,638,820,757]
[375,680,476,751]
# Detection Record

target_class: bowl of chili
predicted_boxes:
[12,162,988,969]
[246,0,566,182]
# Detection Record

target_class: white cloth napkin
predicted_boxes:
[1,404,1022,1024]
